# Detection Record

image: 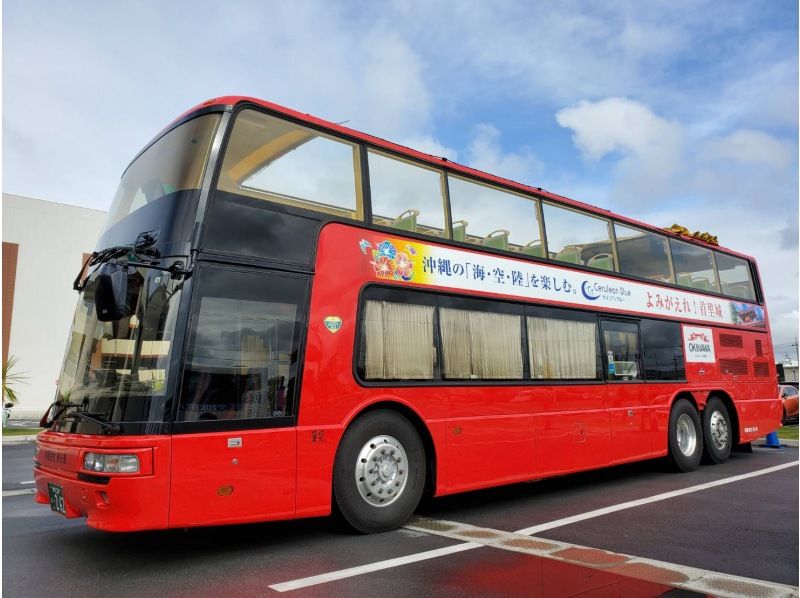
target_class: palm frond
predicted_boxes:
[2,356,28,404]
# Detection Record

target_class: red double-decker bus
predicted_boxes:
[34,97,781,533]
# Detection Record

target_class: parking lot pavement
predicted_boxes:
[2,442,36,492]
[4,443,798,597]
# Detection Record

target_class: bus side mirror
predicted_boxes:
[94,262,133,322]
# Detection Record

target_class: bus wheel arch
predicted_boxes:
[333,403,434,533]
[347,400,437,500]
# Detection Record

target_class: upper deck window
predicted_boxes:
[217,109,363,219]
[669,238,720,293]
[715,252,756,301]
[614,223,674,283]
[106,114,221,229]
[448,176,543,255]
[542,203,615,271]
[368,151,448,237]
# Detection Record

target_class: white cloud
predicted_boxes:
[464,123,542,185]
[701,129,795,170]
[555,97,681,160]
[555,98,683,205]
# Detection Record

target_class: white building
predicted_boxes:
[2,194,107,418]
[778,359,798,383]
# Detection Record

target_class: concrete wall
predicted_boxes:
[2,194,107,418]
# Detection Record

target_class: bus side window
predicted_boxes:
[178,267,307,422]
[368,150,448,238]
[669,238,720,293]
[715,252,756,302]
[448,175,542,253]
[600,320,641,381]
[439,301,524,380]
[640,319,685,381]
[217,109,364,220]
[615,223,674,283]
[526,309,598,380]
[360,299,436,381]
[542,203,615,270]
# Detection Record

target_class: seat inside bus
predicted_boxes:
[555,246,582,265]
[586,253,613,271]
[452,220,468,242]
[482,229,510,250]
[391,209,419,232]
[521,241,544,257]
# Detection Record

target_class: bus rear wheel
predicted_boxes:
[668,399,703,472]
[702,397,732,464]
[333,410,425,533]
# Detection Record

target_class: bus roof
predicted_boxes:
[168,95,756,263]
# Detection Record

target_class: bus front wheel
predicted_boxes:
[668,399,703,472]
[333,409,426,533]
[702,397,732,464]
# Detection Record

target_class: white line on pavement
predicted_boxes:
[3,489,35,497]
[19,481,35,485]
[516,460,799,535]
[268,460,799,593]
[269,543,480,592]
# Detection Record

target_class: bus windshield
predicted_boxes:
[105,113,220,230]
[52,268,183,433]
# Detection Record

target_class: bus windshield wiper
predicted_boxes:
[73,229,190,292]
[63,411,121,435]
[42,401,78,427]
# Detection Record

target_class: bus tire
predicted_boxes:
[668,399,703,472]
[333,409,425,533]
[702,397,732,464]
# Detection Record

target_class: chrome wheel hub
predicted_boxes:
[709,410,729,450]
[676,413,697,457]
[355,435,408,507]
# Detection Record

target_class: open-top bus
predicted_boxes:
[34,97,781,533]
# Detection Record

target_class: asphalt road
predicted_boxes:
[3,441,797,597]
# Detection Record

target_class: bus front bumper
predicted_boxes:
[33,435,171,532]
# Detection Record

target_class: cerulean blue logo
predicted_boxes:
[581,281,601,301]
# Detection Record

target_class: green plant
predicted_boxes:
[2,356,27,405]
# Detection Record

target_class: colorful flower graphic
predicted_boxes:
[377,241,397,259]
[360,238,415,282]
[371,255,396,278]
[394,253,414,281]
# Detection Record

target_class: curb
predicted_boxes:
[2,435,39,444]
[753,438,798,448]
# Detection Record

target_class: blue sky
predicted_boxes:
[3,0,798,349]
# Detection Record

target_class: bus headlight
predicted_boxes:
[83,453,139,473]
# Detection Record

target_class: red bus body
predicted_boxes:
[34,97,781,531]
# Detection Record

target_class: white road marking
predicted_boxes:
[516,460,799,535]
[269,543,480,592]
[19,481,35,485]
[405,518,798,598]
[268,460,799,593]
[3,489,36,497]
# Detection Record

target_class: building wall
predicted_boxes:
[2,194,107,418]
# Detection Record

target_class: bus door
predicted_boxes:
[600,318,650,463]
[169,265,308,527]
